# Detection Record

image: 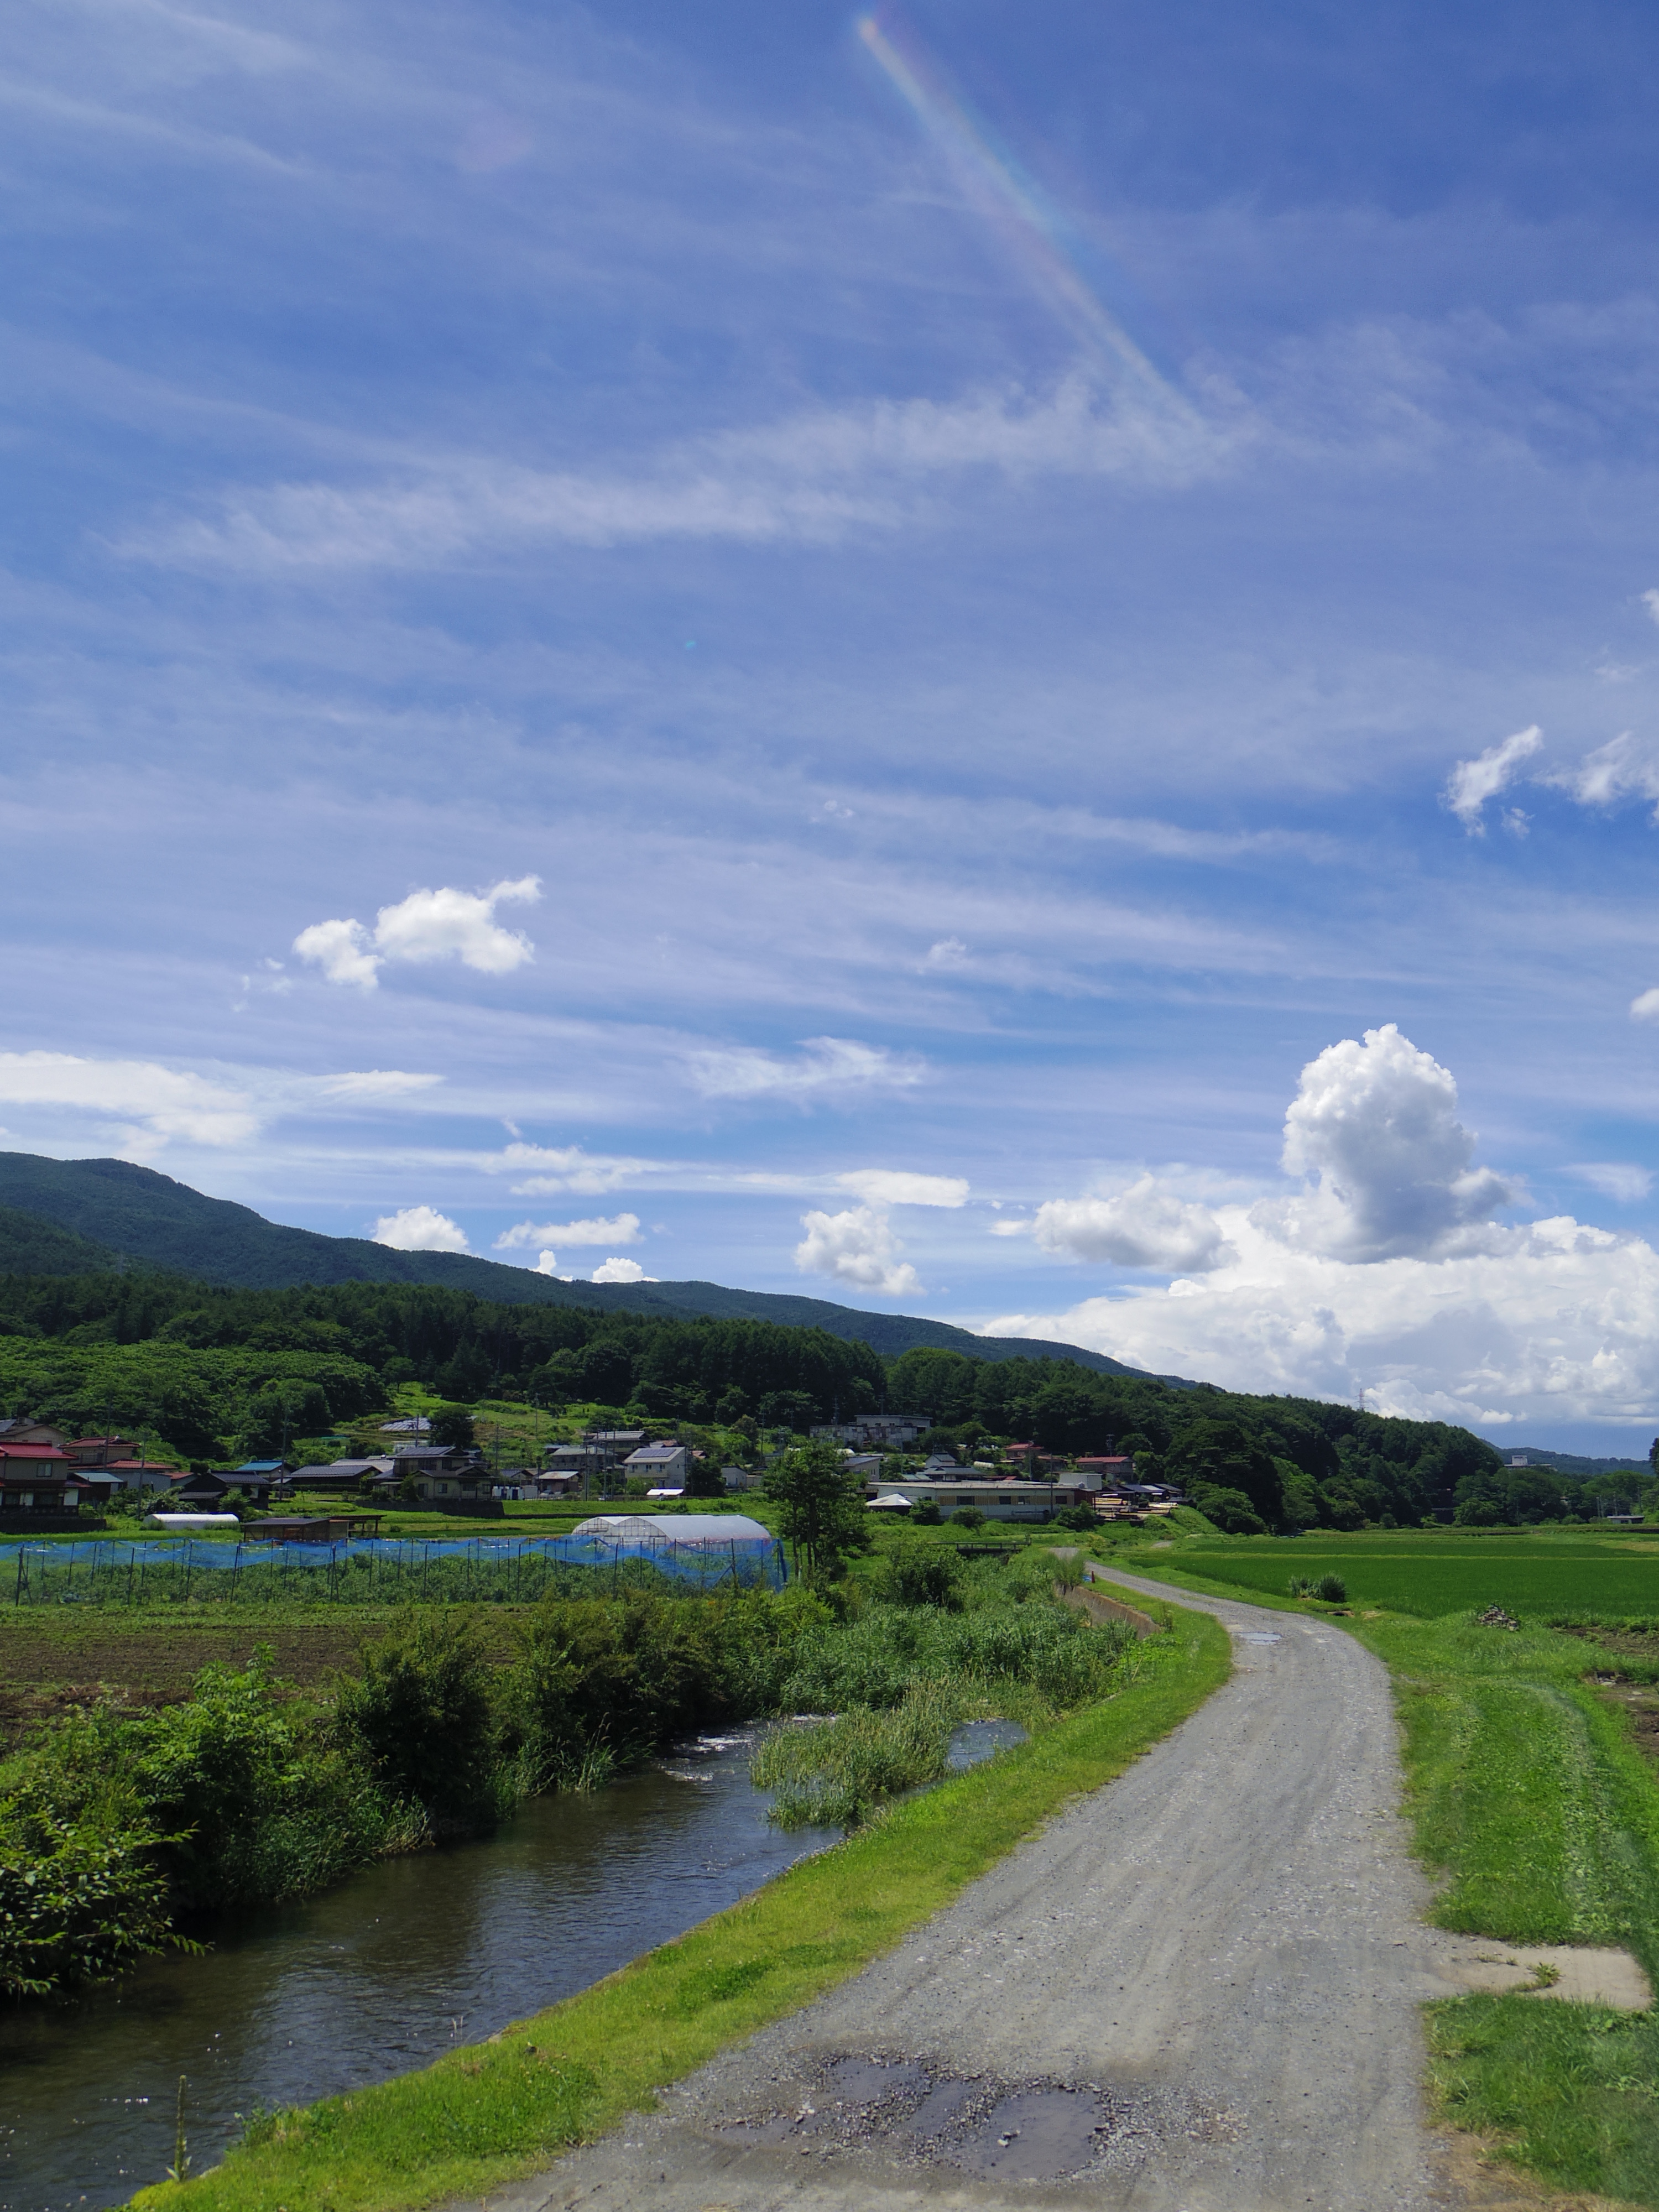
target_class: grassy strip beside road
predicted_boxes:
[129,1604,1229,2212]
[1109,1546,1659,2205]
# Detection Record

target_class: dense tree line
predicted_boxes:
[0,1270,885,1456]
[884,1344,1504,1528]
[0,1267,1529,1525]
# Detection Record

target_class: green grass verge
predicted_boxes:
[1150,1527,1659,1617]
[128,1606,1229,2212]
[1102,1551,1659,2205]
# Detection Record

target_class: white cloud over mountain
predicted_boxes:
[986,1025,1659,1427]
[371,1204,470,1251]
[795,1204,920,1296]
[591,1256,655,1283]
[295,879,540,989]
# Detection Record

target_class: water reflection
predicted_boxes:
[0,1732,838,2212]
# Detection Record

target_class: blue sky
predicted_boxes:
[8,0,1659,1450]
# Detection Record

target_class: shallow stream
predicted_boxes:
[0,1730,836,2212]
[0,1718,1025,2212]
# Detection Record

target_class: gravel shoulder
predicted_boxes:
[453,1568,1467,2212]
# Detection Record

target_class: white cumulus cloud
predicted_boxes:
[592,1256,657,1283]
[983,1210,1658,1428]
[495,1212,641,1250]
[1258,1023,1510,1261]
[1030,1175,1233,1271]
[294,878,541,989]
[371,1204,471,1252]
[982,1025,1659,1426]
[688,1036,926,1101]
[1442,726,1543,832]
[0,1051,259,1151]
[837,1169,969,1208]
[1633,989,1659,1022]
[794,1204,920,1296]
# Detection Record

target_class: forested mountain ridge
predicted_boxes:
[0,1151,1166,1377]
[0,1262,1510,1527]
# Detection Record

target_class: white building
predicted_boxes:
[624,1442,690,1488]
[863,1476,1096,1523]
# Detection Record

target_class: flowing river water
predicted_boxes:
[0,1720,1024,2212]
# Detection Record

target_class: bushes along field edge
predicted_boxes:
[126,1602,1230,2212]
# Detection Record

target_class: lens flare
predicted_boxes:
[856,9,1178,403]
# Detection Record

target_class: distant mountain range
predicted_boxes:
[0,1151,1178,1380]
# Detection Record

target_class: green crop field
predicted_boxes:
[1162,1530,1659,1619]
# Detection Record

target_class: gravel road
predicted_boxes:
[455,1567,1468,2212]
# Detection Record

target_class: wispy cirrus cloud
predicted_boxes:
[686,1036,926,1102]
[0,1050,258,1151]
[1443,725,1543,832]
[495,1211,641,1249]
[119,376,1240,574]
[483,1142,654,1195]
[1546,732,1659,821]
[838,1168,968,1207]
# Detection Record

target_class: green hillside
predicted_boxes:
[0,1202,118,1279]
[0,1263,1505,1528]
[0,1151,1162,1378]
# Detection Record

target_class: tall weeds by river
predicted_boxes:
[0,1547,1126,2001]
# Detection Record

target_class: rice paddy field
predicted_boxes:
[1157,1528,1659,1619]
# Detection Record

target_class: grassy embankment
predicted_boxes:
[127,1596,1228,2212]
[1107,1528,1659,2206]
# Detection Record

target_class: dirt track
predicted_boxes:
[453,1567,1468,2212]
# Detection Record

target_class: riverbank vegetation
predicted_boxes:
[1,1541,1127,2002]
[125,1599,1229,2212]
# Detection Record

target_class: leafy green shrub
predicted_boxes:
[1054,1505,1098,1531]
[1313,1572,1347,1603]
[877,1543,966,1610]
[1187,1481,1269,1535]
[0,1788,179,1998]
[334,1612,505,1833]
[950,1506,985,1530]
[908,1499,942,1525]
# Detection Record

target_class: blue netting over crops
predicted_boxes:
[0,1529,789,1606]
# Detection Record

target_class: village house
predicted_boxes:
[811,1413,933,1449]
[624,1441,690,1490]
[393,1446,502,1515]
[0,1420,75,1449]
[1076,1455,1135,1484]
[0,1442,86,1529]
[64,1433,141,1467]
[863,1474,1100,1522]
[285,1457,395,1493]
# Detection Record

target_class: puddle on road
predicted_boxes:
[714,2051,1238,2185]
[1237,1631,1282,1644]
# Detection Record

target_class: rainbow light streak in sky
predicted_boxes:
[856,8,1178,403]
